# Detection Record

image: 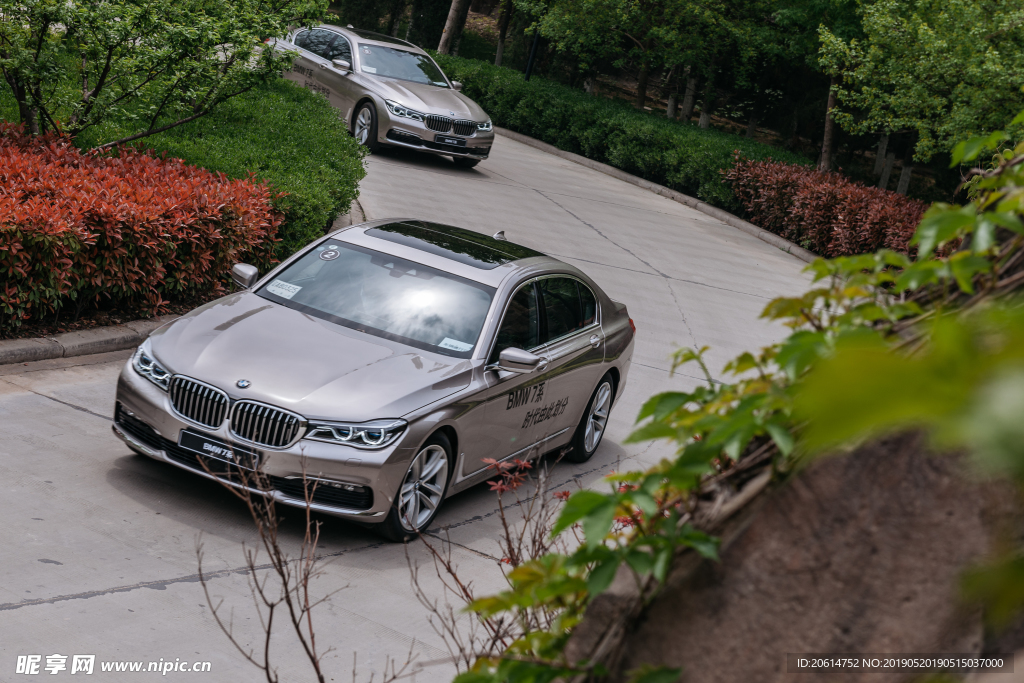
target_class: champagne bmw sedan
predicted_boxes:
[112,221,634,540]
[274,26,494,168]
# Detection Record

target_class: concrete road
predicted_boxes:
[0,134,810,681]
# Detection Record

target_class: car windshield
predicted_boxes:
[256,242,494,358]
[357,44,449,87]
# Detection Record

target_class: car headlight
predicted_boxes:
[305,419,408,449]
[384,99,425,122]
[132,339,171,390]
[477,119,492,132]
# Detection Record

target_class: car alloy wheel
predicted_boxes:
[584,381,612,453]
[398,443,449,532]
[353,103,380,150]
[566,373,614,463]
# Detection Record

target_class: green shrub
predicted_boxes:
[433,54,809,211]
[139,79,366,257]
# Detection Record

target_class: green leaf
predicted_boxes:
[765,421,795,456]
[587,556,621,595]
[679,527,720,561]
[912,204,976,258]
[550,490,612,536]
[948,252,991,294]
[583,501,617,548]
[628,665,682,683]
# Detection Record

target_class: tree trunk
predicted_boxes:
[818,76,838,172]
[785,104,799,150]
[388,0,406,36]
[878,152,895,190]
[405,12,414,40]
[873,133,889,175]
[438,0,471,53]
[635,63,650,110]
[746,114,758,138]
[666,92,678,119]
[895,135,916,195]
[679,76,697,121]
[494,0,513,66]
[698,77,715,129]
[451,0,472,54]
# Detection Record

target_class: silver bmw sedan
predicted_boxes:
[274,26,494,167]
[112,221,634,541]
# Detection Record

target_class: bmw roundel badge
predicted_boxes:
[237,379,251,389]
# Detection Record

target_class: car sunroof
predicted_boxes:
[346,28,416,47]
[365,222,543,270]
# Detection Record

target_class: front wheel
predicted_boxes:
[565,374,614,463]
[377,432,452,542]
[353,102,380,151]
[452,157,479,168]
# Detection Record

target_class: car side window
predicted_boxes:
[293,30,310,49]
[304,29,337,59]
[327,35,352,62]
[579,281,598,326]
[539,277,586,343]
[490,283,539,363]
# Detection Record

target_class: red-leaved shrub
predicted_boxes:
[0,124,282,330]
[724,154,929,257]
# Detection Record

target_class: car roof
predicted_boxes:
[319,24,422,52]
[334,221,567,287]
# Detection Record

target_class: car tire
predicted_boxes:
[565,373,614,463]
[377,431,452,542]
[453,157,479,168]
[353,102,380,151]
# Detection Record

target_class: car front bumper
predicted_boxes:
[112,360,417,523]
[378,115,494,159]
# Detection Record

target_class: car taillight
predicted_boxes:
[629,318,636,334]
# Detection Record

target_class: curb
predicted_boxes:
[493,127,817,264]
[0,315,180,366]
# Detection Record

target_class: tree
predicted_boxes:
[438,0,472,53]
[0,0,326,147]
[515,0,764,110]
[819,0,1024,164]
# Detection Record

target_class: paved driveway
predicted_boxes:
[0,135,810,681]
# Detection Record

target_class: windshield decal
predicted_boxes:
[266,280,302,300]
[438,337,472,352]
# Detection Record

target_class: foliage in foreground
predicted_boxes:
[0,125,280,331]
[725,155,929,256]
[432,53,809,211]
[132,80,367,257]
[449,113,1024,683]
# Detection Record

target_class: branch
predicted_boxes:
[91,83,256,149]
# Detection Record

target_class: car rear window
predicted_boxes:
[257,242,495,358]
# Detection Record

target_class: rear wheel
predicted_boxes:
[377,432,452,542]
[353,102,380,151]
[453,157,480,168]
[565,373,614,463]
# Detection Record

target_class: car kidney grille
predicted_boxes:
[425,114,452,133]
[452,120,476,137]
[230,400,304,448]
[169,377,228,428]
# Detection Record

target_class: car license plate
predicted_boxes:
[178,430,260,471]
[435,134,466,146]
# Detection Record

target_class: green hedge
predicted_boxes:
[433,54,809,210]
[139,79,366,257]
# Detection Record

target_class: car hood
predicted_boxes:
[369,77,488,121]
[149,293,474,422]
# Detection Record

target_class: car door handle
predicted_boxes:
[318,62,329,69]
[536,358,549,372]
[589,334,602,348]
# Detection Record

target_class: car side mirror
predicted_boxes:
[332,59,351,73]
[231,263,259,290]
[492,347,543,374]
[452,80,463,91]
